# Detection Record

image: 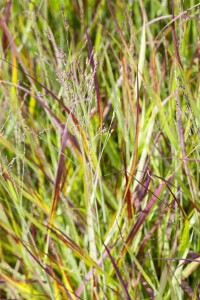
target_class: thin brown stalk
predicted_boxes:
[175,89,195,200]
[171,0,183,69]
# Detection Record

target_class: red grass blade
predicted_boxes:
[171,0,183,69]
[1,0,12,54]
[107,0,130,55]
[122,141,132,218]
[49,121,69,224]
[133,170,152,212]
[103,242,132,300]
[136,204,173,259]
[123,65,140,216]
[122,174,173,255]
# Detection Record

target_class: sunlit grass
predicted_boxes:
[0,1,200,299]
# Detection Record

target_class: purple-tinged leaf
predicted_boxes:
[122,174,173,255]
[103,242,131,300]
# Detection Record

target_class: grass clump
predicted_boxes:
[0,1,200,299]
